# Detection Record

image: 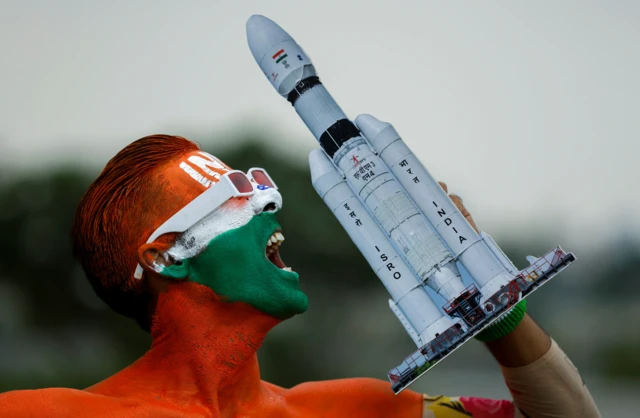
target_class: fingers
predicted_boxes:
[449,194,464,212]
[451,194,479,233]
[439,182,479,233]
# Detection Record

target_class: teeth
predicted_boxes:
[282,267,292,272]
[266,232,285,253]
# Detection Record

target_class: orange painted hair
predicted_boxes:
[71,134,199,331]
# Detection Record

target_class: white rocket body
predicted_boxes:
[309,150,454,344]
[358,118,515,302]
[247,15,577,392]
[246,15,518,343]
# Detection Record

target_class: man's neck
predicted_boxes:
[92,282,281,413]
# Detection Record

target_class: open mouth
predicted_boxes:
[265,230,293,272]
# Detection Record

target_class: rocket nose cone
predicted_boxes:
[354,114,388,140]
[309,149,343,198]
[308,149,335,182]
[246,14,293,63]
[354,114,397,152]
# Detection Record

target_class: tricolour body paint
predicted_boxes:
[132,147,301,319]
[163,213,307,319]
[165,186,283,263]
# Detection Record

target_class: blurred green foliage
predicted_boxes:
[0,138,638,396]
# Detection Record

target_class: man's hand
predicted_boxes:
[439,181,552,368]
[437,181,478,233]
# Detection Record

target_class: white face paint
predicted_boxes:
[166,183,283,261]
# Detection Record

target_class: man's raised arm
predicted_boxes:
[445,183,600,418]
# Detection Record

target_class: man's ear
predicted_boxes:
[137,243,189,280]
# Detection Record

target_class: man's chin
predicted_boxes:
[289,291,310,315]
[271,291,309,320]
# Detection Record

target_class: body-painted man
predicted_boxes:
[0,135,600,417]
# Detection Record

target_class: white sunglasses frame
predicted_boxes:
[133,167,277,279]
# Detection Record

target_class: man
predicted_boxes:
[0,134,599,417]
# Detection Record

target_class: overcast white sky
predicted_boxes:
[1,1,638,245]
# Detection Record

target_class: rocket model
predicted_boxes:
[246,15,576,393]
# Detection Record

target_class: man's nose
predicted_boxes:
[251,187,283,214]
[262,202,278,213]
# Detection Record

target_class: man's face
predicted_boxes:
[157,151,308,319]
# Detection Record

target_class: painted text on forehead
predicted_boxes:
[178,151,231,188]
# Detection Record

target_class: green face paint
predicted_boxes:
[162,212,308,319]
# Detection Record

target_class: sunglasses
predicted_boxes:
[133,168,277,279]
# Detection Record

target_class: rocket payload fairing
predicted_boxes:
[246,15,576,393]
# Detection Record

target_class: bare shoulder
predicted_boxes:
[288,377,397,398]
[285,378,423,417]
[0,387,162,417]
[262,380,287,395]
[0,388,110,417]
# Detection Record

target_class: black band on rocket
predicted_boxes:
[287,76,321,105]
[319,119,361,158]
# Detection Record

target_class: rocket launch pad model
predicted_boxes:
[246,15,576,393]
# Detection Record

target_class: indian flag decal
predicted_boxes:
[273,49,288,64]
